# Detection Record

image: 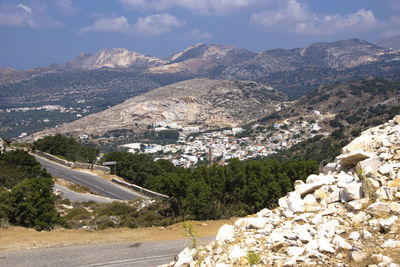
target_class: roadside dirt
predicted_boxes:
[0,219,236,252]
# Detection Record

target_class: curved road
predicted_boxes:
[34,155,143,201]
[53,184,113,203]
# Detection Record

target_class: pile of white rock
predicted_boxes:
[161,115,400,267]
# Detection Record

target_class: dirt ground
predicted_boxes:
[0,219,236,252]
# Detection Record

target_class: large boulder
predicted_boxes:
[216,224,235,243]
[341,182,362,201]
[367,202,391,217]
[337,150,374,167]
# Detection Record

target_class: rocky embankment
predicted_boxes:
[163,116,400,266]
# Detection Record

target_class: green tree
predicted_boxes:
[8,177,62,230]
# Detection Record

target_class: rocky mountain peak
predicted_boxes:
[53,48,167,70]
[163,115,400,266]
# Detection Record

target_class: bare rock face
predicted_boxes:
[29,79,286,139]
[161,115,400,267]
[56,48,167,70]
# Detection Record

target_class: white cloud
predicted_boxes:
[190,28,212,39]
[134,13,183,35]
[78,16,131,34]
[380,16,400,38]
[0,2,61,28]
[251,0,379,35]
[250,0,310,27]
[79,13,182,35]
[120,0,260,15]
[296,9,378,35]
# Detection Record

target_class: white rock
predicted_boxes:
[256,208,271,218]
[282,210,295,218]
[293,213,312,223]
[270,230,285,243]
[338,149,373,167]
[371,254,393,265]
[326,189,341,203]
[351,211,370,224]
[175,247,195,267]
[306,174,320,184]
[379,164,395,178]
[303,194,317,205]
[245,217,269,229]
[305,239,319,253]
[318,238,335,253]
[379,216,398,233]
[381,239,400,248]
[278,196,289,210]
[216,224,235,243]
[286,192,305,213]
[367,202,391,217]
[349,231,361,241]
[228,245,246,260]
[388,202,400,215]
[283,257,298,266]
[356,157,381,175]
[350,251,369,263]
[332,235,352,250]
[341,135,374,154]
[362,229,372,240]
[323,162,337,173]
[287,246,305,257]
[367,177,380,189]
[296,182,324,197]
[306,174,335,185]
[346,198,369,211]
[234,218,246,228]
[379,152,392,160]
[311,214,323,225]
[319,219,339,238]
[342,182,362,201]
[336,171,355,187]
[297,228,313,243]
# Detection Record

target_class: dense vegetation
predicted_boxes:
[100,152,318,220]
[0,150,63,230]
[32,134,99,166]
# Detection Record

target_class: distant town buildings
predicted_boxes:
[122,116,327,168]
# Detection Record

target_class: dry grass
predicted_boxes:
[0,219,236,252]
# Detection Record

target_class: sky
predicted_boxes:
[0,0,399,70]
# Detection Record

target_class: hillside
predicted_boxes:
[26,79,286,140]
[375,35,400,49]
[262,78,400,131]
[164,115,400,266]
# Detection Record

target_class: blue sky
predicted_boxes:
[1,0,399,70]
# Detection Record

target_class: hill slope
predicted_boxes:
[28,79,286,139]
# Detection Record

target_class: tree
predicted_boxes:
[8,177,63,230]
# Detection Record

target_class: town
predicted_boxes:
[119,112,326,167]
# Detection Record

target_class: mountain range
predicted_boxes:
[2,37,400,140]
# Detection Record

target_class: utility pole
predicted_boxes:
[208,146,212,167]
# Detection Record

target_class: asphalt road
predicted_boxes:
[0,238,214,267]
[53,184,113,203]
[34,155,143,201]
